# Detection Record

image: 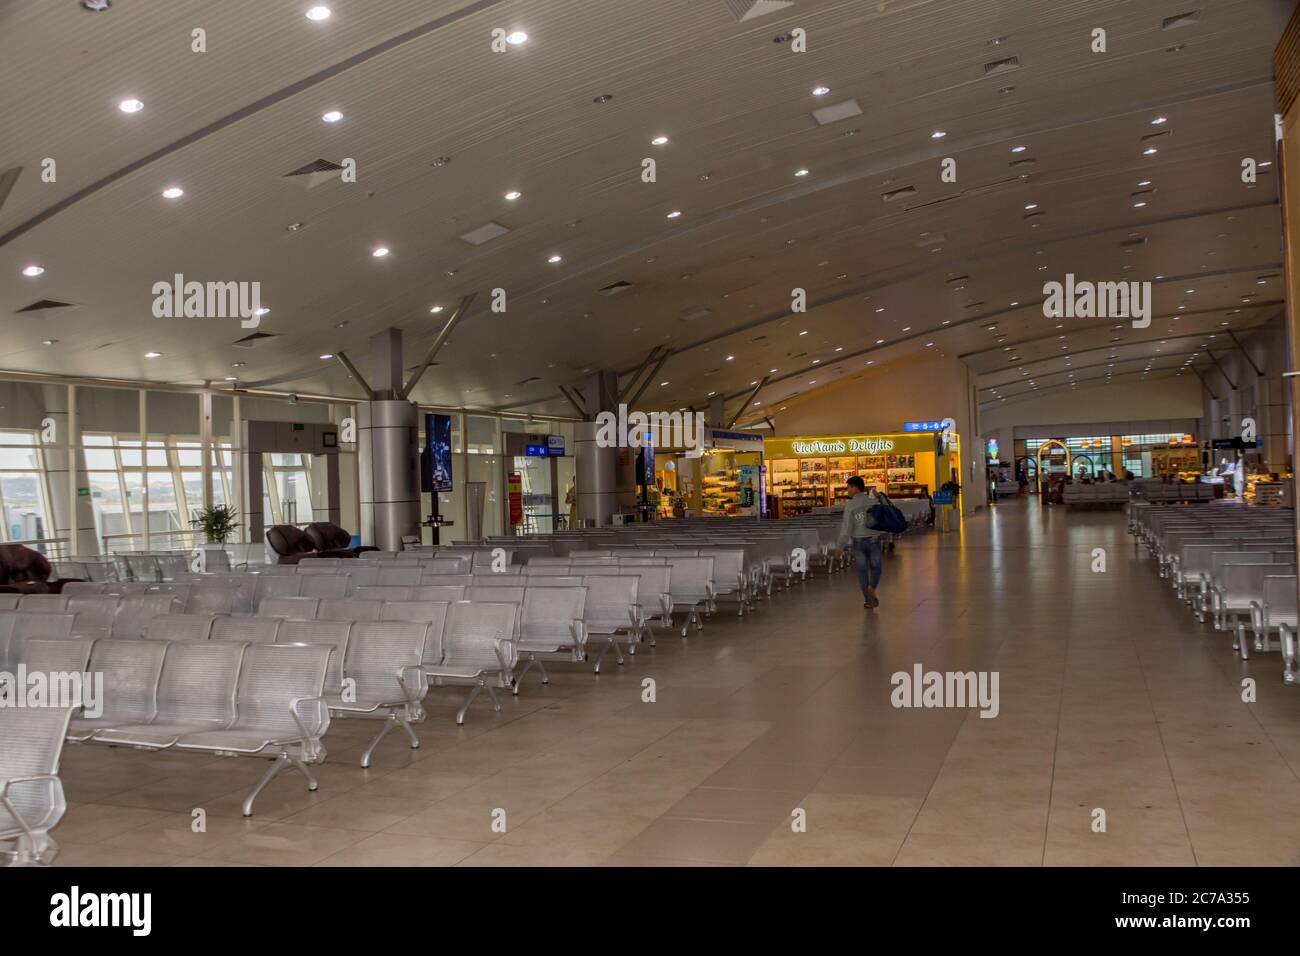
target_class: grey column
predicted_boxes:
[357,400,420,550]
[574,370,625,527]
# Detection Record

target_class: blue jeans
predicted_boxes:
[852,537,884,599]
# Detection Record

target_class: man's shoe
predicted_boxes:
[866,589,879,608]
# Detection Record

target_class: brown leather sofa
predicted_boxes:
[265,524,369,564]
[0,544,71,594]
[305,522,378,557]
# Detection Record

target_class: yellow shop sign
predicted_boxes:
[764,433,939,458]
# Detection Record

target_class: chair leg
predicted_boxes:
[456,682,484,725]
[1281,625,1298,685]
[512,656,542,695]
[593,636,625,674]
[242,752,300,817]
[1235,622,1249,660]
[360,715,399,768]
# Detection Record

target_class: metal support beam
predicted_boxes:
[557,385,586,418]
[1205,348,1237,390]
[626,351,670,408]
[1192,366,1219,402]
[620,346,664,401]
[400,293,476,400]
[728,376,768,429]
[334,351,373,398]
[763,416,776,431]
[1225,330,1264,377]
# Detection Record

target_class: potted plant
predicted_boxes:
[190,505,240,570]
[192,504,240,544]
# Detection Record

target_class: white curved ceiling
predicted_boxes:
[0,0,1289,423]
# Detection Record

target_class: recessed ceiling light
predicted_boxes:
[931,130,947,139]
[798,330,809,335]
[592,94,613,104]
[725,355,734,361]
[812,359,821,365]
[504,190,522,201]
[41,339,56,346]
[305,5,331,20]
[666,210,682,219]
[224,376,239,382]
[875,307,885,313]
[1133,201,1147,208]
[430,305,444,314]
[1024,203,1038,210]
[144,351,162,359]
[876,339,884,344]
[1138,180,1153,187]
[1011,145,1027,153]
[81,0,111,10]
[834,346,843,352]
[286,222,306,232]
[901,326,911,332]
[659,381,669,387]
[506,30,528,45]
[1151,116,1168,125]
[118,98,143,113]
[322,110,344,123]
[770,368,778,373]
[548,254,563,264]
[254,307,270,316]
[794,168,810,177]
[21,265,44,277]
[371,247,390,257]
[1143,147,1158,155]
[161,186,184,199]
[651,135,669,146]
[320,354,334,360]
[811,86,831,96]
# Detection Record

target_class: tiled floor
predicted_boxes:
[51,500,1300,866]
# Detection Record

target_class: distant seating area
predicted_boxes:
[1131,500,1298,684]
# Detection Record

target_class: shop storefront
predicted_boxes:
[652,428,765,518]
[764,430,954,518]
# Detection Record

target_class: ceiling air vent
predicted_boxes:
[1119,236,1148,248]
[232,331,279,348]
[881,185,917,203]
[16,299,77,314]
[1162,10,1200,29]
[1023,209,1046,220]
[515,376,541,386]
[945,275,970,284]
[680,308,712,323]
[283,158,346,189]
[724,0,795,22]
[916,233,946,248]
[597,280,633,297]
[984,56,1021,77]
[1008,157,1036,168]
[1141,130,1171,143]
[811,99,863,126]
[459,222,510,246]
[964,301,986,309]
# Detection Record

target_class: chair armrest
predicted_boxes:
[570,619,586,647]
[289,696,330,739]
[1249,600,1267,634]
[0,774,64,839]
[396,664,428,703]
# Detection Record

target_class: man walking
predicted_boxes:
[837,476,887,609]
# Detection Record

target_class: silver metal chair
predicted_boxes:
[580,575,639,672]
[325,621,430,768]
[317,598,382,622]
[172,642,334,816]
[212,616,281,644]
[256,596,321,621]
[67,639,168,742]
[0,706,74,866]
[112,594,182,639]
[144,614,216,643]
[425,601,517,725]
[513,586,587,693]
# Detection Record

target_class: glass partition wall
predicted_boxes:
[0,374,578,556]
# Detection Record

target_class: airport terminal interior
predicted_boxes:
[3,0,1300,870]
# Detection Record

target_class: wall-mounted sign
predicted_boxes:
[507,472,523,525]
[705,428,765,450]
[1212,438,1257,450]
[524,444,550,457]
[547,435,566,455]
[933,490,955,505]
[903,420,947,433]
[986,439,999,462]
[764,433,939,458]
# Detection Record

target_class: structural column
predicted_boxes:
[573,370,622,526]
[356,328,421,550]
